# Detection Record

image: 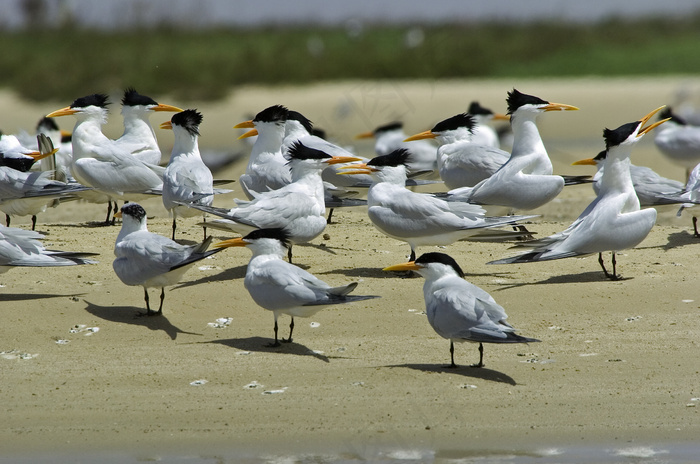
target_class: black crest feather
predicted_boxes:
[431,113,475,133]
[243,228,291,249]
[603,122,638,149]
[367,148,411,168]
[286,141,331,161]
[171,109,203,137]
[506,89,548,115]
[254,105,289,123]
[415,252,465,278]
[467,101,493,116]
[287,111,314,134]
[373,121,403,134]
[121,203,147,222]
[122,88,159,107]
[71,93,110,109]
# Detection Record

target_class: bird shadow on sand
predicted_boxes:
[201,336,331,362]
[388,363,517,385]
[491,270,627,290]
[660,230,698,251]
[325,266,410,280]
[82,300,202,340]
[172,264,248,290]
[0,292,87,302]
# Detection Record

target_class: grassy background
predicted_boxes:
[3,14,700,102]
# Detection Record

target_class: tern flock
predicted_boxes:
[2,86,699,368]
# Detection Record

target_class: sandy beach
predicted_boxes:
[1,77,699,462]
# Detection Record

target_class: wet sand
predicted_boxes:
[1,77,699,460]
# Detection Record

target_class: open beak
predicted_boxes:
[571,158,597,166]
[355,131,375,139]
[383,261,421,272]
[404,130,436,142]
[214,237,249,249]
[326,155,364,165]
[638,106,670,137]
[153,103,184,112]
[237,128,258,140]
[27,149,59,161]
[543,102,580,112]
[337,163,376,175]
[46,106,78,118]
[159,121,173,130]
[234,120,255,129]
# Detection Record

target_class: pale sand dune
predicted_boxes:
[1,78,699,457]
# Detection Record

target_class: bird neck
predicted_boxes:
[120,112,156,143]
[171,134,200,161]
[510,116,552,174]
[599,152,634,194]
[250,126,286,161]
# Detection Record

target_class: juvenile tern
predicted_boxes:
[489,106,670,280]
[116,88,183,166]
[383,252,539,368]
[215,228,379,347]
[1,223,97,274]
[340,149,537,261]
[160,109,216,240]
[440,89,579,211]
[180,141,360,262]
[113,203,224,316]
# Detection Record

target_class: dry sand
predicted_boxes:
[1,77,699,460]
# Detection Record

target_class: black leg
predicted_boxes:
[598,252,611,279]
[110,201,120,226]
[409,248,416,262]
[693,216,699,237]
[610,252,621,281]
[157,288,165,315]
[471,343,485,368]
[266,318,281,347]
[5,214,10,227]
[445,341,458,368]
[104,202,112,225]
[31,215,37,231]
[282,317,294,343]
[172,218,177,241]
[326,208,334,224]
[202,216,207,241]
[287,245,293,264]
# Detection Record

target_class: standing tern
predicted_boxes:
[383,252,539,368]
[340,149,537,261]
[116,88,183,166]
[1,223,97,274]
[653,107,700,177]
[214,228,379,347]
[47,94,166,224]
[658,161,700,236]
[160,109,216,240]
[440,90,579,211]
[466,101,510,148]
[235,105,291,199]
[404,112,509,189]
[489,106,670,280]
[113,203,224,316]
[179,141,360,262]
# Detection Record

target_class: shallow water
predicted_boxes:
[3,443,699,464]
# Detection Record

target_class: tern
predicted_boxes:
[489,106,670,280]
[340,149,537,261]
[113,203,224,316]
[404,112,509,189]
[439,89,579,211]
[466,101,510,148]
[653,107,700,177]
[235,105,291,199]
[356,121,438,177]
[384,252,539,368]
[179,141,360,262]
[160,109,216,240]
[116,88,183,166]
[1,223,97,274]
[215,228,379,347]
[47,94,166,224]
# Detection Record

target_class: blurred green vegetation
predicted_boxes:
[3,14,700,102]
